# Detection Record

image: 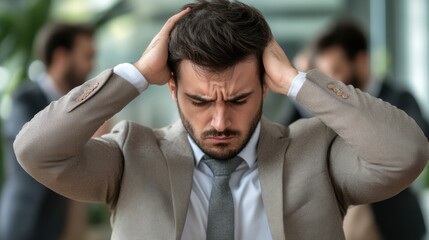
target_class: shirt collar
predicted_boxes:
[188,122,261,168]
[36,73,63,102]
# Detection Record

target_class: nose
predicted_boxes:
[211,102,231,132]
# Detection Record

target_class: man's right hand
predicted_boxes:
[263,38,298,96]
[133,8,190,85]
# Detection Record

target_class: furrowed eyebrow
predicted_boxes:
[184,91,254,102]
[226,92,253,102]
[184,93,214,102]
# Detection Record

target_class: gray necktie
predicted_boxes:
[202,155,243,240]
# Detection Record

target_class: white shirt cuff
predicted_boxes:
[287,71,306,100]
[113,63,149,93]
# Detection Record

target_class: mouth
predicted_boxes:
[201,128,240,145]
[206,136,234,144]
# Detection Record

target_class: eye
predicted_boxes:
[191,101,210,107]
[229,99,247,105]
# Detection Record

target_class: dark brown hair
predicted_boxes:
[34,22,94,67]
[168,0,272,82]
[314,20,368,61]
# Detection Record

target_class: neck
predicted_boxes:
[47,67,69,95]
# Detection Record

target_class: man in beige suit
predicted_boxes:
[14,1,428,239]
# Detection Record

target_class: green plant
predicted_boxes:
[0,0,129,208]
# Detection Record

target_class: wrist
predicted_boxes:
[114,63,149,93]
[281,67,299,95]
[133,61,147,79]
[287,71,306,99]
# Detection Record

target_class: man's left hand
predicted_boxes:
[263,38,299,95]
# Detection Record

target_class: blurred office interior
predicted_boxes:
[0,0,428,239]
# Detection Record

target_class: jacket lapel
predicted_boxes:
[161,121,195,240]
[258,118,290,240]
[161,119,290,239]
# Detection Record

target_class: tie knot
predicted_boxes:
[202,155,243,177]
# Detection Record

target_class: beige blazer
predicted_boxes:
[14,69,428,240]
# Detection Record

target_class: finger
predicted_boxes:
[158,7,191,37]
[263,72,273,87]
[263,74,276,94]
[268,40,287,61]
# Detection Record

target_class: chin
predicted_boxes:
[202,144,243,160]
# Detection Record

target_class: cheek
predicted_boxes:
[179,101,210,128]
[240,105,259,122]
[338,68,353,83]
[76,54,93,71]
[230,102,262,127]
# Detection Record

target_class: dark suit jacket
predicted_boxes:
[13,69,428,239]
[0,81,68,240]
[284,80,428,240]
[372,82,428,240]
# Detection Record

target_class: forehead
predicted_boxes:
[177,57,260,90]
[70,35,94,59]
[317,46,348,62]
[316,46,351,69]
[73,35,93,49]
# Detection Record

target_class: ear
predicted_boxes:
[168,78,178,102]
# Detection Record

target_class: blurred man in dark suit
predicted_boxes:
[0,22,95,240]
[285,21,428,240]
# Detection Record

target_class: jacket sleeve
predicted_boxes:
[296,69,429,206]
[13,69,140,205]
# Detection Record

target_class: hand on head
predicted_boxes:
[134,8,191,85]
[263,39,298,95]
[135,7,299,97]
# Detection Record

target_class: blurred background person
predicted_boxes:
[313,21,428,240]
[0,22,95,240]
[313,21,429,139]
[284,20,428,240]
[0,0,428,239]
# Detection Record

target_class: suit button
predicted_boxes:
[327,83,335,90]
[76,96,84,103]
[91,82,99,90]
[76,92,89,102]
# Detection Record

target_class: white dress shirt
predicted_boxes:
[181,123,272,240]
[113,63,306,239]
